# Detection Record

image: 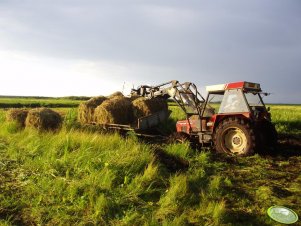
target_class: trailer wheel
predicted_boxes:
[214,118,255,156]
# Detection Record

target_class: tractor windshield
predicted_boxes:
[244,92,264,107]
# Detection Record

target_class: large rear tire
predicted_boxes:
[214,117,255,156]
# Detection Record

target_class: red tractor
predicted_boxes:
[131,80,277,156]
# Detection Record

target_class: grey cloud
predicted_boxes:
[0,0,300,102]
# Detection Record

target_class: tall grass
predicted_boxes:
[0,114,227,225]
[0,123,154,224]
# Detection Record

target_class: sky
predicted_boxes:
[0,0,300,103]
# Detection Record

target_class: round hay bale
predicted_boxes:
[108,91,124,98]
[6,108,28,127]
[95,96,133,124]
[25,108,62,131]
[132,97,168,118]
[78,96,107,124]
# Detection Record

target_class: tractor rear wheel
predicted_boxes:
[214,117,255,156]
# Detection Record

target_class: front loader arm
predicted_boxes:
[131,80,206,117]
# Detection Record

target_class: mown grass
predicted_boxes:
[0,104,300,225]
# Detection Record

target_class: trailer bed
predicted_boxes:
[94,110,171,132]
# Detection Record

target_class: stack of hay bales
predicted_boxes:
[95,96,133,124]
[78,92,168,126]
[25,108,62,131]
[77,96,107,124]
[6,109,28,127]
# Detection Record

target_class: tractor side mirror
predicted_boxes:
[267,106,270,111]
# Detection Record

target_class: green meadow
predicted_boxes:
[0,98,300,225]
[0,96,86,108]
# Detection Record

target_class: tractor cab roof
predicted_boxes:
[206,81,262,94]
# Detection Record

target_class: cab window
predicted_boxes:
[219,89,249,113]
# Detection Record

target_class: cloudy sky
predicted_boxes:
[0,0,300,103]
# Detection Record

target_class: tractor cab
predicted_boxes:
[204,81,271,126]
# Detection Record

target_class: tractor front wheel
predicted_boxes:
[214,118,255,156]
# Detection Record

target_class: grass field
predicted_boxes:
[0,96,84,108]
[0,100,300,225]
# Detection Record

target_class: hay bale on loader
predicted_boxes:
[108,91,124,98]
[95,96,133,124]
[132,97,168,118]
[6,109,28,127]
[78,96,107,124]
[25,108,62,131]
